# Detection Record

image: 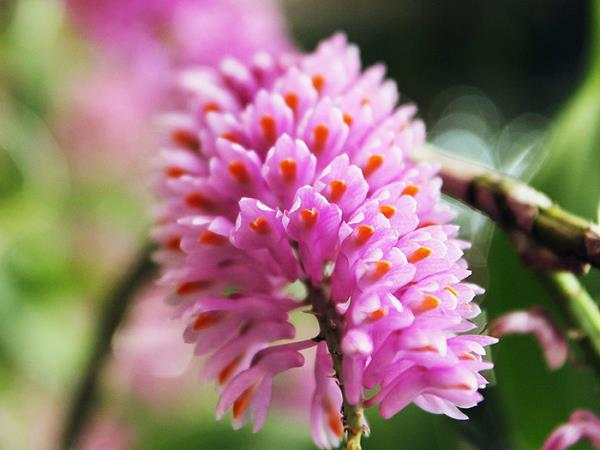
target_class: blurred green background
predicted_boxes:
[1,0,599,449]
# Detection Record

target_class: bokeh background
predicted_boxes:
[1,0,599,449]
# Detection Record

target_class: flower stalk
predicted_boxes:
[414,144,600,273]
[60,244,155,450]
[309,283,366,450]
[539,271,600,377]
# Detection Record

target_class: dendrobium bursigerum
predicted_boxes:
[153,34,496,448]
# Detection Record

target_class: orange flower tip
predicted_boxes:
[371,260,392,279]
[414,294,441,314]
[176,280,211,296]
[220,131,241,143]
[362,154,384,177]
[233,384,257,419]
[407,246,433,264]
[368,307,388,322]
[164,237,182,251]
[326,401,344,438]
[343,114,353,126]
[402,184,420,197]
[279,158,297,182]
[171,129,201,152]
[451,383,475,391]
[165,166,186,178]
[412,345,438,352]
[228,160,250,183]
[445,286,459,296]
[259,115,277,146]
[192,311,224,332]
[328,179,347,202]
[355,224,375,245]
[284,92,299,113]
[417,220,437,229]
[249,217,270,234]
[199,230,228,246]
[312,124,329,154]
[311,74,325,93]
[218,355,243,385]
[360,97,370,106]
[379,204,396,219]
[300,208,319,227]
[202,102,221,114]
[185,192,215,211]
[459,352,477,361]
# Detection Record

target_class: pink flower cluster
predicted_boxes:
[66,0,292,67]
[154,34,495,447]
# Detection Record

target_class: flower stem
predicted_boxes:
[538,271,600,377]
[413,144,600,273]
[308,284,366,450]
[59,243,155,450]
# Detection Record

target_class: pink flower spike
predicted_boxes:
[490,307,568,370]
[542,410,600,450]
[153,33,495,446]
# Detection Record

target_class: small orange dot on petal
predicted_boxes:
[407,246,433,264]
[312,124,329,154]
[300,208,318,227]
[172,129,201,152]
[413,294,441,314]
[165,166,186,178]
[402,184,420,196]
[284,93,299,114]
[355,225,375,245]
[199,230,228,246]
[164,237,182,251]
[185,192,215,211]
[328,179,347,202]
[228,160,250,183]
[312,75,325,93]
[192,311,225,332]
[233,384,257,419]
[363,154,384,177]
[176,280,212,296]
[249,217,270,234]
[371,260,391,280]
[379,205,396,219]
[219,355,244,385]
[202,102,221,114]
[279,158,297,182]
[259,115,277,147]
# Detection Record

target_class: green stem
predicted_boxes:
[539,271,600,377]
[59,244,155,450]
[309,284,366,450]
[413,144,600,273]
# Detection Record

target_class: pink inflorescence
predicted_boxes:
[154,34,496,448]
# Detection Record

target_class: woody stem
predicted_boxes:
[309,283,366,450]
[413,144,600,273]
[59,244,155,450]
